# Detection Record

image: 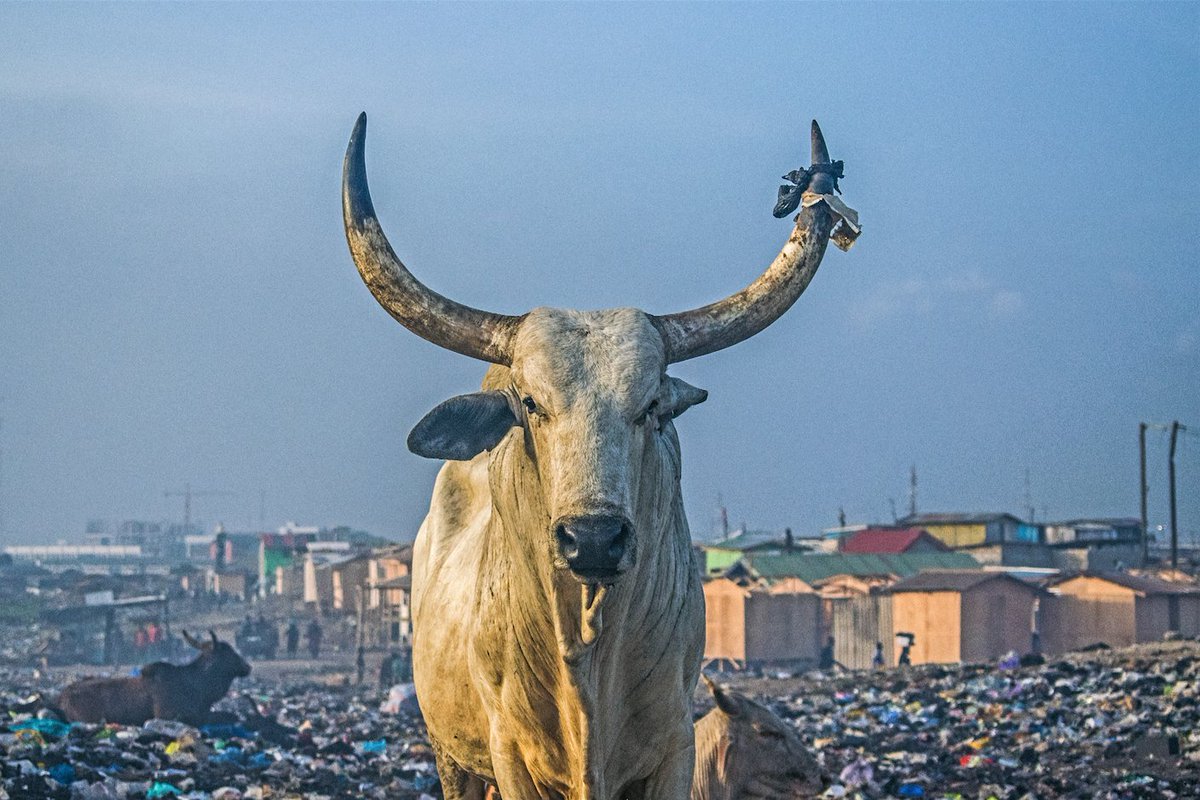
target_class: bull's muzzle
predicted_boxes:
[553,514,634,582]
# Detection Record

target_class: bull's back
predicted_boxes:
[58,677,155,725]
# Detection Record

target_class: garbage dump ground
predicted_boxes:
[1,640,1197,799]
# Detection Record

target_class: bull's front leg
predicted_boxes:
[432,739,489,800]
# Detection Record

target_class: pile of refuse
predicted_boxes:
[0,674,438,800]
[729,640,1200,799]
[1,640,1196,799]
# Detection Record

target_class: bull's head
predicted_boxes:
[343,114,840,588]
[182,629,252,678]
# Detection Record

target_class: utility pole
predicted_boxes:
[1169,421,1185,570]
[0,406,5,539]
[1024,467,1035,523]
[1139,422,1149,566]
[1140,421,1174,565]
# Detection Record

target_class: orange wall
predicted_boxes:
[703,579,747,662]
[892,591,960,664]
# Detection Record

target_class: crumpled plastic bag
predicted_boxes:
[801,191,861,251]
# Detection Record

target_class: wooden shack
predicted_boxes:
[1041,572,1200,654]
[703,578,821,668]
[888,570,1040,665]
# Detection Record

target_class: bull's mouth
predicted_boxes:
[579,582,610,646]
[568,566,625,584]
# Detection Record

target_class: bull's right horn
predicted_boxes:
[181,630,204,650]
[342,113,523,365]
[652,119,844,363]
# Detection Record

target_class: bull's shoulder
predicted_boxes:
[431,455,491,528]
[418,455,492,558]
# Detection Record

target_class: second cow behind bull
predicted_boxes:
[56,629,251,726]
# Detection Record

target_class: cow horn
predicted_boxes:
[209,629,219,645]
[182,630,204,650]
[811,119,831,164]
[342,113,522,365]
[651,119,840,363]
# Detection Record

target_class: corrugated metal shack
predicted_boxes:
[1041,572,1200,654]
[703,578,822,668]
[819,577,895,669]
[888,570,1041,665]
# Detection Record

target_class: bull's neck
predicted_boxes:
[484,447,696,796]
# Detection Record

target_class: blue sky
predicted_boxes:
[0,3,1196,544]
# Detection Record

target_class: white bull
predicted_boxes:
[341,113,854,800]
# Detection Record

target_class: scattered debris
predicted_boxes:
[1,640,1196,799]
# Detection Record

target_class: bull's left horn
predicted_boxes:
[651,118,843,363]
[342,113,522,365]
[182,630,204,649]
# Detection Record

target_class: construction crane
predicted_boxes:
[164,484,236,536]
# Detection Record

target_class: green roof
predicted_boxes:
[735,551,981,584]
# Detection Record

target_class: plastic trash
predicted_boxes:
[10,717,73,739]
[357,738,387,755]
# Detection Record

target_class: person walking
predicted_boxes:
[819,636,836,670]
[306,619,323,659]
[872,641,886,668]
[378,651,397,691]
[285,620,300,657]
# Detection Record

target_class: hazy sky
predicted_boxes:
[1,3,1196,545]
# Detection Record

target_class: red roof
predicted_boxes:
[840,527,948,554]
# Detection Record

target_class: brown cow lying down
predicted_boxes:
[56,630,251,726]
[692,675,827,799]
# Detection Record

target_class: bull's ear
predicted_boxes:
[665,376,708,419]
[408,391,518,461]
[702,673,743,717]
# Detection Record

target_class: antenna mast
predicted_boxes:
[908,465,917,518]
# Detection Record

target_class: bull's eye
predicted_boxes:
[754,725,786,741]
[522,396,538,415]
[637,400,659,426]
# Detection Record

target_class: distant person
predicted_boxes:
[872,641,885,668]
[379,652,396,690]
[395,647,412,683]
[262,617,279,659]
[818,636,836,670]
[285,621,300,657]
[356,645,366,684]
[898,640,913,666]
[306,619,323,659]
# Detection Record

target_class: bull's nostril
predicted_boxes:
[556,524,579,559]
[607,523,632,560]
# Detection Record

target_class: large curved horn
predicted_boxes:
[652,120,840,363]
[181,629,204,650]
[342,113,522,365]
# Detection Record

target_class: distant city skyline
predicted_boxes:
[1,4,1196,545]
